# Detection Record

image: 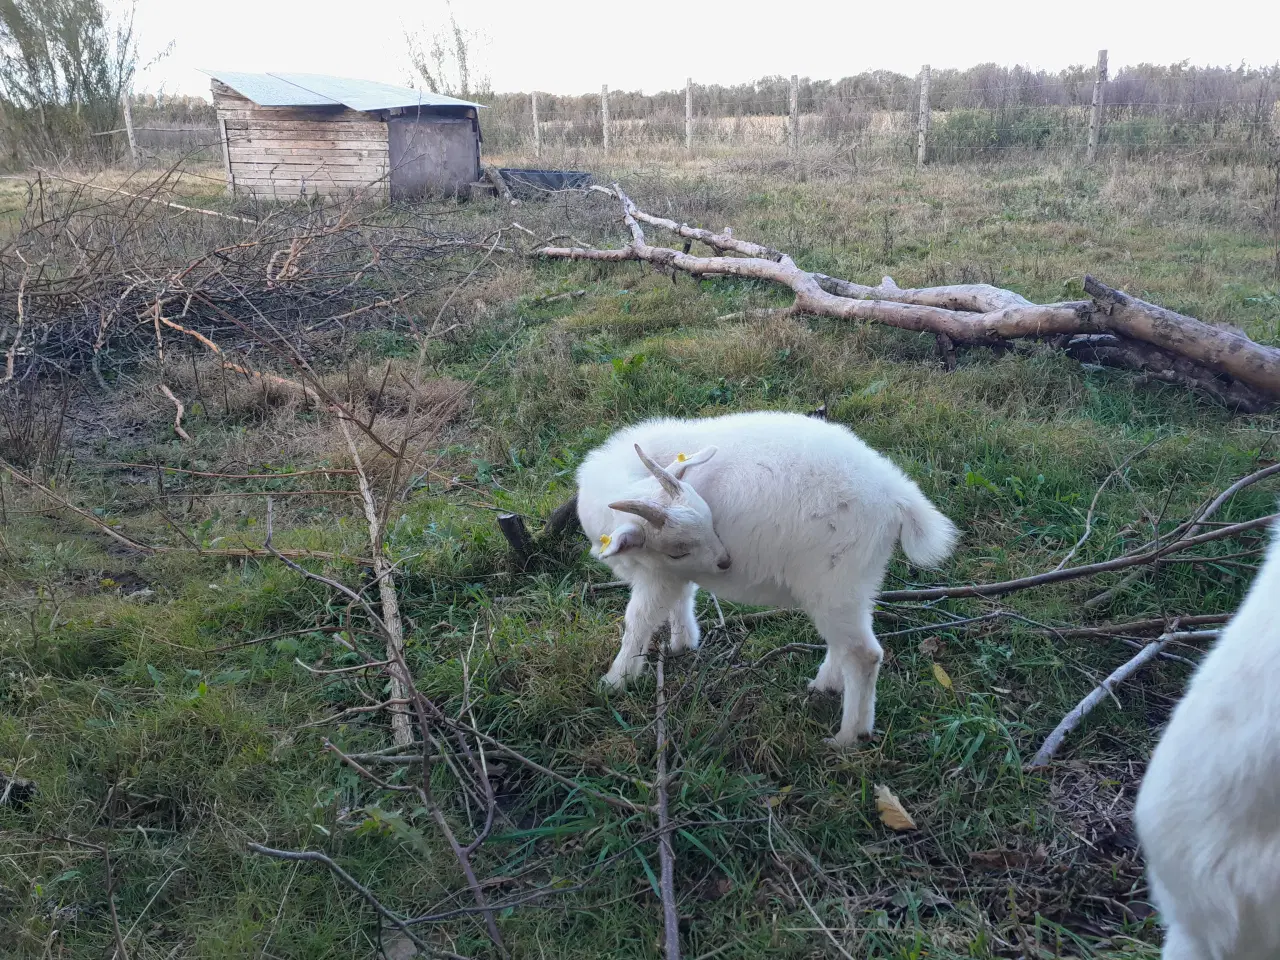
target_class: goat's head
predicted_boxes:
[597,443,731,573]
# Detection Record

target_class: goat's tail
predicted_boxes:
[898,489,959,569]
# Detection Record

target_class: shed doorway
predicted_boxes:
[388,116,480,200]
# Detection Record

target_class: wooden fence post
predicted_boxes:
[789,74,799,154]
[120,92,137,164]
[1087,49,1108,163]
[532,91,542,158]
[916,65,931,169]
[602,84,610,155]
[686,77,693,152]
[218,117,234,195]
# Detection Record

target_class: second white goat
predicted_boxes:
[576,410,958,745]
[1134,514,1280,960]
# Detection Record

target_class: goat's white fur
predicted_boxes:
[576,411,958,744]
[1134,515,1280,960]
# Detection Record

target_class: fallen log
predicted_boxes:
[539,185,1280,411]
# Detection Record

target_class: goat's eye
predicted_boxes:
[668,551,690,560]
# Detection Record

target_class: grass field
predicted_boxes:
[2,151,1280,959]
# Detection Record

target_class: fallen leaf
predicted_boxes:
[766,784,794,808]
[874,784,917,831]
[919,636,942,656]
[932,662,953,690]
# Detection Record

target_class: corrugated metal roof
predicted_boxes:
[271,73,483,111]
[199,69,339,106]
[200,68,483,112]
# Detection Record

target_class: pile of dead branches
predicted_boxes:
[539,184,1280,411]
[0,169,498,388]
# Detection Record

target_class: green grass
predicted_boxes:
[3,155,1279,958]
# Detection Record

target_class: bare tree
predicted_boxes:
[0,0,139,161]
[404,1,490,99]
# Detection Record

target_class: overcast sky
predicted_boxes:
[133,0,1280,98]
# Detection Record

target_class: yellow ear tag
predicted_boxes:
[599,533,612,550]
[676,453,688,462]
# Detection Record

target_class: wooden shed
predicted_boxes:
[201,70,484,201]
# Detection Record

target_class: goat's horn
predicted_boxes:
[634,444,682,498]
[609,499,669,528]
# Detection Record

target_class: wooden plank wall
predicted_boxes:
[212,82,390,199]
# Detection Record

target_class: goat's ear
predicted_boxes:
[597,522,645,558]
[608,498,670,529]
[668,445,717,479]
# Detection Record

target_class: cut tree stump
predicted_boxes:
[497,513,534,567]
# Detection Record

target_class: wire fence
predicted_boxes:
[478,60,1280,167]
[62,61,1280,174]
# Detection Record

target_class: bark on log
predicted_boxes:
[1065,334,1272,410]
[1082,275,1280,397]
[485,166,518,206]
[541,185,1280,411]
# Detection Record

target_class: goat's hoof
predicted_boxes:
[598,673,626,692]
[669,636,700,655]
[806,679,841,696]
[823,731,876,749]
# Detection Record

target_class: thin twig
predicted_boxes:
[246,843,470,960]
[1027,629,1219,768]
[157,383,191,442]
[1,261,28,385]
[98,462,358,480]
[208,625,341,654]
[1,456,152,553]
[322,739,414,791]
[1086,462,1280,608]
[37,169,257,223]
[437,715,647,814]
[336,416,413,748]
[881,513,1278,602]
[104,842,129,960]
[1055,440,1157,570]
[733,642,826,672]
[766,809,855,960]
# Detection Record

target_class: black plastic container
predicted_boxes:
[497,168,593,199]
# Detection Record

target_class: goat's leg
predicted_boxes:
[812,599,883,745]
[1158,925,1200,960]
[808,650,844,694]
[667,582,700,654]
[601,583,679,689]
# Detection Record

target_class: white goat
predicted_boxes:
[576,410,958,745]
[1134,515,1280,960]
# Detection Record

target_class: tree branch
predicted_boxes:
[540,185,1280,409]
[156,383,191,442]
[1027,628,1220,768]
[879,512,1277,603]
